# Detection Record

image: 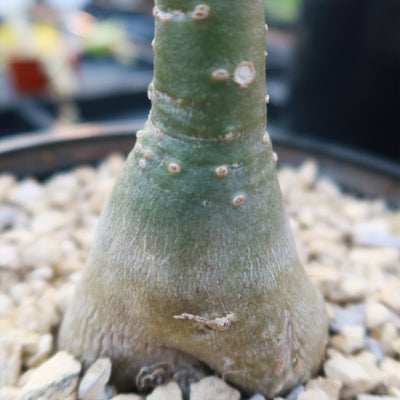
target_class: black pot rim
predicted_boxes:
[1,120,399,206]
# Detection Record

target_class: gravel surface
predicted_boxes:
[1,154,400,400]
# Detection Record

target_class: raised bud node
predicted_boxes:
[263,131,270,144]
[147,82,154,100]
[192,4,210,20]
[168,162,181,174]
[222,131,235,142]
[265,94,270,104]
[139,159,147,169]
[154,127,163,138]
[215,166,229,177]
[136,130,143,138]
[211,69,230,82]
[134,143,144,155]
[273,152,279,162]
[144,150,153,160]
[232,194,246,207]
[233,61,256,89]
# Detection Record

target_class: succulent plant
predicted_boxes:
[58,0,328,397]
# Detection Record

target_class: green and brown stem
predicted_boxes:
[58,1,327,397]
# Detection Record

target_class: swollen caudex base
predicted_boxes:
[58,0,327,396]
[58,118,327,397]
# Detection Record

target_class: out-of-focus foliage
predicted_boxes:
[264,0,301,22]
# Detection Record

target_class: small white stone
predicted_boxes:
[25,334,53,368]
[330,325,366,354]
[388,387,400,399]
[79,358,112,400]
[147,381,182,400]
[0,337,22,387]
[248,394,266,400]
[297,160,318,188]
[0,174,17,202]
[0,385,20,400]
[298,389,329,400]
[324,351,382,399]
[8,179,45,209]
[381,357,400,388]
[19,351,81,400]
[0,205,18,229]
[0,244,20,270]
[306,377,342,400]
[190,377,240,400]
[21,237,61,269]
[365,302,395,329]
[357,395,397,400]
[380,281,400,314]
[30,210,74,235]
[328,274,372,303]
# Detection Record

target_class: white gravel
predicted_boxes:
[1,155,400,400]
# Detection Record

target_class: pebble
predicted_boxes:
[0,205,18,230]
[25,333,53,368]
[325,274,372,303]
[249,394,266,400]
[0,386,20,400]
[381,357,400,388]
[0,244,20,270]
[30,210,74,235]
[330,303,366,333]
[357,395,397,400]
[330,325,366,354]
[324,351,382,399]
[19,351,81,400]
[285,385,305,400]
[190,377,240,400]
[0,337,21,386]
[379,282,400,314]
[78,358,112,400]
[21,237,61,269]
[306,377,342,400]
[298,390,329,400]
[365,302,395,329]
[146,382,182,400]
[0,174,16,202]
[388,387,400,399]
[353,219,400,249]
[8,179,45,210]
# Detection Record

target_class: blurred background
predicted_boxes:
[0,0,399,162]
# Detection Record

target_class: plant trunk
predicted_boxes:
[58,0,327,397]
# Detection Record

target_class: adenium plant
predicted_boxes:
[59,1,328,397]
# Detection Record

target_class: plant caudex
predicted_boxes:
[58,0,328,397]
